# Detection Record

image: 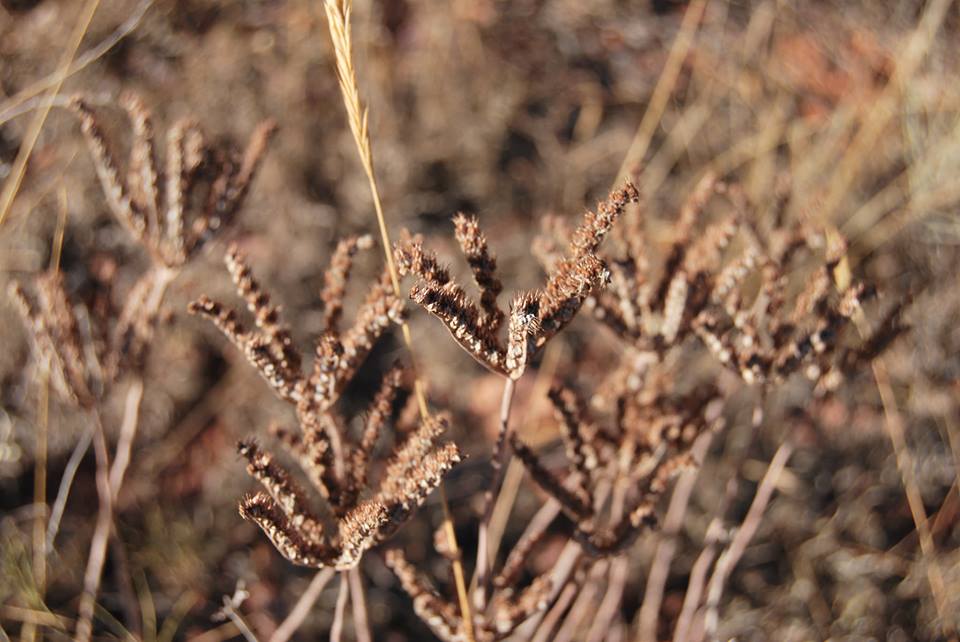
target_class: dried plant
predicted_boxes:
[7,92,275,642]
[190,243,461,569]
[386,543,553,642]
[536,174,908,394]
[68,93,276,268]
[509,381,718,557]
[397,183,640,381]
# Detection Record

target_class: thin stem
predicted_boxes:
[269,568,336,642]
[671,518,724,642]
[46,425,93,554]
[472,376,516,611]
[108,378,145,499]
[637,432,713,640]
[700,441,793,641]
[75,409,114,642]
[614,0,709,185]
[330,572,350,642]
[33,368,50,593]
[0,0,102,227]
[348,567,371,642]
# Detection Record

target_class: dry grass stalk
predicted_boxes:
[191,245,460,570]
[320,1,477,635]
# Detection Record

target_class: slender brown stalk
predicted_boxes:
[637,433,714,640]
[473,376,516,611]
[330,573,350,642]
[672,518,725,642]
[348,567,372,642]
[699,441,793,641]
[75,410,113,642]
[269,568,336,642]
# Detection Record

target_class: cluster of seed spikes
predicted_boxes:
[189,241,461,569]
[68,92,276,268]
[9,95,275,405]
[386,543,552,641]
[507,381,718,558]
[395,182,640,380]
[537,173,908,393]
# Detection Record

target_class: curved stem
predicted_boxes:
[269,568,336,642]
[75,409,113,642]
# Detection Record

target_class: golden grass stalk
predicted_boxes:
[320,2,476,639]
[0,0,101,227]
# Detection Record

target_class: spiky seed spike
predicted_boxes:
[348,364,404,502]
[538,253,610,344]
[509,433,594,521]
[224,244,301,374]
[321,234,374,332]
[163,118,199,264]
[660,272,689,344]
[68,96,146,242]
[239,493,333,567]
[188,296,300,401]
[505,292,540,380]
[339,270,404,385]
[453,213,504,332]
[237,439,325,541]
[34,273,94,406]
[119,92,160,244]
[676,171,717,239]
[574,499,658,557]
[309,331,344,408]
[494,524,548,590]
[385,550,463,642]
[684,215,740,275]
[394,234,451,286]
[411,281,507,375]
[547,386,597,491]
[191,120,276,250]
[10,280,89,407]
[568,182,640,258]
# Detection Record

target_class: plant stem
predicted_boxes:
[472,376,516,611]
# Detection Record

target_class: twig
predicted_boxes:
[671,518,725,642]
[614,0,709,184]
[108,379,145,499]
[348,567,372,642]
[700,441,793,641]
[637,432,714,640]
[76,409,114,642]
[45,425,93,553]
[269,568,336,642]
[473,376,516,610]
[531,581,579,642]
[555,561,607,642]
[330,573,350,642]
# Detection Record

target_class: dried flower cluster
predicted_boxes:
[10,94,275,406]
[190,242,461,569]
[396,183,640,380]
[386,543,552,641]
[509,381,718,558]
[69,93,276,268]
[536,174,908,393]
